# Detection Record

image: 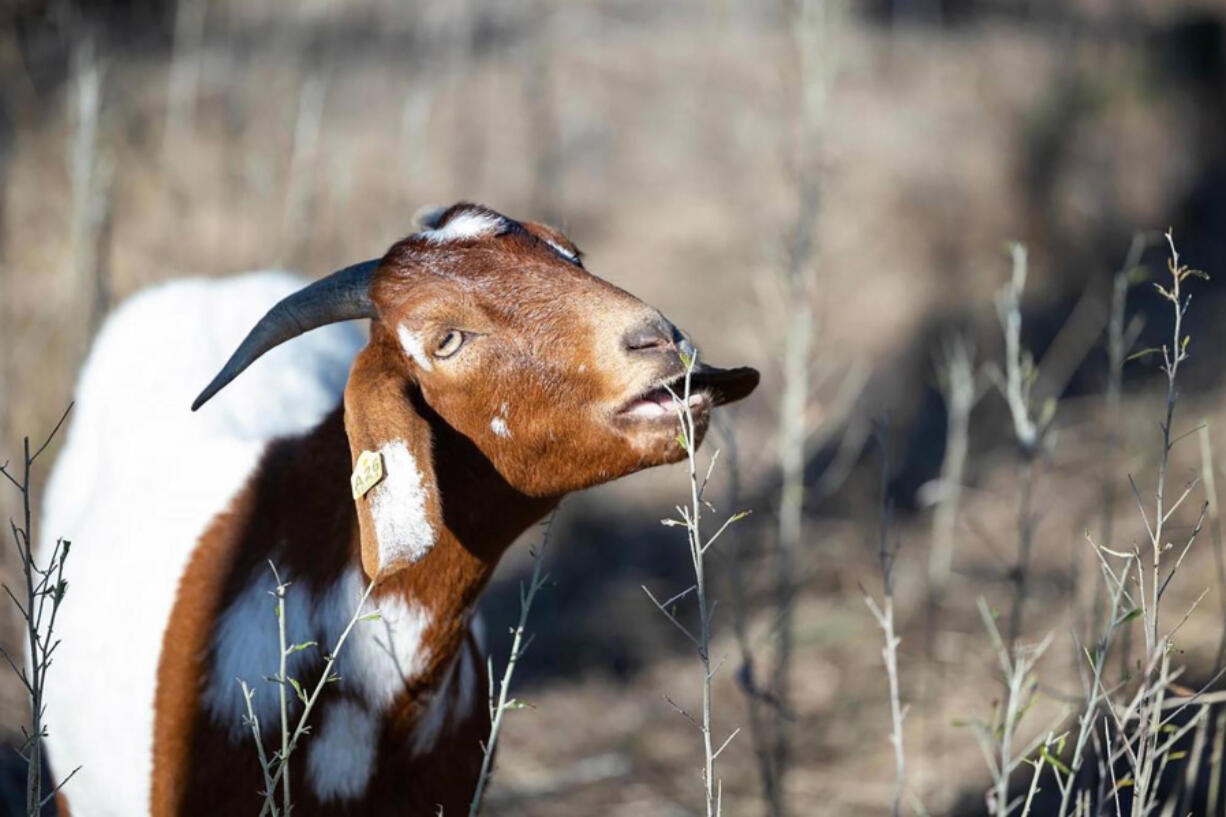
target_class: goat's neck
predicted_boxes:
[333,402,557,681]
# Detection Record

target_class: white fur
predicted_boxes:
[306,699,379,802]
[396,325,432,372]
[369,439,436,569]
[37,272,363,817]
[201,562,431,746]
[418,210,504,243]
[321,566,433,710]
[202,565,319,736]
[490,416,510,438]
[545,238,577,262]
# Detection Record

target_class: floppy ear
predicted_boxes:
[343,334,443,581]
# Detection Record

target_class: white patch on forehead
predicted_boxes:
[370,439,436,568]
[397,325,432,372]
[307,699,379,802]
[320,567,434,710]
[203,565,315,738]
[545,238,578,262]
[418,210,505,243]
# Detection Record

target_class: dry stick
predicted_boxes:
[68,35,114,336]
[1122,230,1205,817]
[241,573,377,817]
[1198,424,1226,671]
[927,334,976,593]
[164,0,207,159]
[767,2,834,810]
[278,74,327,269]
[920,335,977,807]
[1054,545,1134,817]
[0,405,77,817]
[648,354,746,817]
[994,243,1051,656]
[1208,708,1226,813]
[862,421,905,817]
[969,597,1058,817]
[1095,234,1147,641]
[468,514,556,817]
[719,422,778,813]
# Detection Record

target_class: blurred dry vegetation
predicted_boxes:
[5,0,1226,814]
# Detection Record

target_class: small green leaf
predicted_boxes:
[287,641,317,654]
[288,677,308,706]
[1039,745,1071,775]
[1126,347,1162,363]
[360,612,382,622]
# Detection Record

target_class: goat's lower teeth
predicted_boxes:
[630,401,668,418]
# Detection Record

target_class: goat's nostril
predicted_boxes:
[623,319,676,353]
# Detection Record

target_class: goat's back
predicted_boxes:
[36,272,363,817]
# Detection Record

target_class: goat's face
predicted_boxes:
[368,204,759,496]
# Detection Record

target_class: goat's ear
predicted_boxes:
[343,339,443,582]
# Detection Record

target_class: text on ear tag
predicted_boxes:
[351,450,385,499]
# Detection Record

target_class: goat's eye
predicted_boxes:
[434,330,466,359]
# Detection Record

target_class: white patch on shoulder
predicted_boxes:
[397,325,432,372]
[307,699,379,802]
[320,567,434,710]
[418,210,504,243]
[369,439,436,568]
[490,416,510,438]
[202,566,317,738]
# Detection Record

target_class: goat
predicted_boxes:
[37,202,759,816]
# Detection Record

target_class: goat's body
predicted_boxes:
[40,273,365,816]
[35,202,759,815]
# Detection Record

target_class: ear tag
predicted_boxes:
[350,450,385,500]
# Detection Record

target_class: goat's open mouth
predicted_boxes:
[616,364,761,423]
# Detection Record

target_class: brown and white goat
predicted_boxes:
[37,202,758,816]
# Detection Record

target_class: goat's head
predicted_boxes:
[193,203,758,577]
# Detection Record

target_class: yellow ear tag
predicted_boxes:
[350,450,385,500]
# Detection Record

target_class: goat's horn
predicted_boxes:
[191,259,380,411]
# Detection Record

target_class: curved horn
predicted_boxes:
[191,259,381,411]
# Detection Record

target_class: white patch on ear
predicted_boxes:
[307,699,379,802]
[418,210,504,243]
[397,325,432,372]
[321,567,434,710]
[202,565,316,738]
[369,439,436,570]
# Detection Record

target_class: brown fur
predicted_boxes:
[149,204,758,815]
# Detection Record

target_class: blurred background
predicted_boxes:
[4,0,1226,814]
